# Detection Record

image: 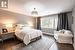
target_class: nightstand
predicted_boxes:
[0,32,15,42]
[0,36,3,43]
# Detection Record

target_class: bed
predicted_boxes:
[15,24,42,45]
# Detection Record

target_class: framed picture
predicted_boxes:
[2,28,8,33]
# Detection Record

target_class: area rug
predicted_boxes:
[12,36,56,50]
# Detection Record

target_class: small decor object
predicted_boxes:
[2,28,8,33]
[0,0,8,8]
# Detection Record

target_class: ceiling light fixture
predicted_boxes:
[31,8,38,17]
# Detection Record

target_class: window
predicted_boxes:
[41,15,58,29]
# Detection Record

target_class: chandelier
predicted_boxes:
[31,8,38,17]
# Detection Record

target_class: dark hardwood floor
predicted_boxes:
[57,43,74,50]
[0,35,74,50]
[0,38,21,50]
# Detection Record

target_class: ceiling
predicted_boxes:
[1,0,75,16]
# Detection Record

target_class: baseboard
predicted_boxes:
[43,32,54,36]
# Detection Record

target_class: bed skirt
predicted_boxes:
[15,35,42,45]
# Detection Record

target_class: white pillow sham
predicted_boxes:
[16,24,32,30]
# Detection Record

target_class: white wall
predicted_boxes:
[72,6,75,50]
[0,9,36,28]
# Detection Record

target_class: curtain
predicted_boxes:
[36,17,41,29]
[57,13,70,31]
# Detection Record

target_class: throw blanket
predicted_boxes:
[15,28,42,45]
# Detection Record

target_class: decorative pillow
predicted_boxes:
[16,24,25,30]
[59,30,64,33]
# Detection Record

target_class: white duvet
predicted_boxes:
[15,28,42,45]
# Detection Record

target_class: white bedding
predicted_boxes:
[15,27,42,45]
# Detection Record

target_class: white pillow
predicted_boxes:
[17,24,25,27]
[23,27,31,29]
[16,24,25,30]
[65,30,72,34]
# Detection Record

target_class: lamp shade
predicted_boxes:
[5,24,13,27]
